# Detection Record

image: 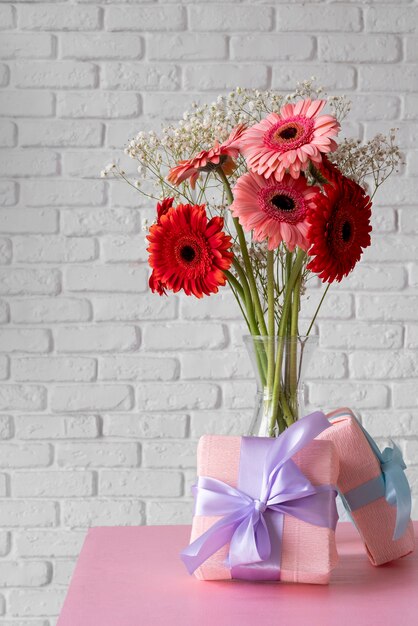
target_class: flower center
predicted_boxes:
[265,115,315,154]
[329,206,357,254]
[341,220,352,243]
[278,126,298,140]
[180,245,196,262]
[172,233,213,278]
[273,122,305,146]
[271,194,295,212]
[258,185,306,224]
[199,154,229,173]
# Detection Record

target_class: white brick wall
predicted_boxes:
[0,1,417,622]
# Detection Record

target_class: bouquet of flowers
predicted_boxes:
[104,81,402,437]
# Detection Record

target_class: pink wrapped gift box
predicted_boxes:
[319,408,415,566]
[188,431,339,584]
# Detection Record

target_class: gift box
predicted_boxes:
[318,408,415,566]
[182,412,339,584]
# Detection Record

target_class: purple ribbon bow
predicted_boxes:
[181,411,338,579]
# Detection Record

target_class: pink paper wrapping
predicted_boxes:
[189,435,339,584]
[318,409,415,566]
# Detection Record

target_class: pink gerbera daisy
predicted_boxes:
[167,124,246,189]
[240,99,340,181]
[230,171,320,251]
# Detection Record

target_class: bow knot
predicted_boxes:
[254,499,267,514]
[381,444,406,473]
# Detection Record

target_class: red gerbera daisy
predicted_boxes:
[156,197,174,222]
[148,270,167,296]
[240,99,340,181]
[147,203,233,298]
[167,124,246,189]
[306,174,372,283]
[148,197,175,295]
[316,154,341,184]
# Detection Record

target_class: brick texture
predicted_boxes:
[0,2,417,622]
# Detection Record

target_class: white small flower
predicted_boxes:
[100,163,116,177]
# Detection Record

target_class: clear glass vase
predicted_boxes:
[244,335,318,438]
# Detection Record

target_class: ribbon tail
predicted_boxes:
[231,512,283,581]
[386,469,412,541]
[180,506,251,575]
[229,509,270,568]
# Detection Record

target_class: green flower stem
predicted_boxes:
[217,169,268,336]
[284,252,293,394]
[224,269,244,300]
[270,249,306,432]
[266,250,275,392]
[231,259,259,335]
[233,217,268,336]
[289,265,302,417]
[231,259,267,386]
[306,283,331,338]
[225,271,253,344]
[254,340,268,391]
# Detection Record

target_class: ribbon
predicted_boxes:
[181,411,338,578]
[330,408,411,541]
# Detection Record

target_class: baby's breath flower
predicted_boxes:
[331,132,403,193]
[100,163,116,178]
[141,217,149,232]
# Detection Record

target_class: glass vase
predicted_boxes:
[244,335,318,438]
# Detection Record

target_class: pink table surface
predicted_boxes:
[57,522,418,626]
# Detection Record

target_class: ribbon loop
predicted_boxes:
[181,411,338,576]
